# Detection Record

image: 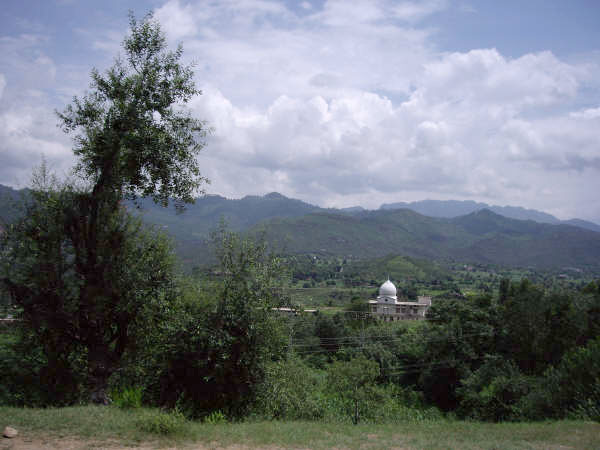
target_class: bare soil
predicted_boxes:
[1,435,300,450]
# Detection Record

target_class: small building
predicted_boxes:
[368,279,432,321]
[272,307,318,316]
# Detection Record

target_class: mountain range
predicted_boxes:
[127,190,600,270]
[380,199,600,233]
[250,208,600,271]
[1,184,599,271]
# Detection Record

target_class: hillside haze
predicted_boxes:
[251,208,600,271]
[380,199,600,233]
[2,185,599,270]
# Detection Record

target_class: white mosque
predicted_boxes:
[368,279,432,321]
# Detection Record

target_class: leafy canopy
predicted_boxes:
[57,12,208,208]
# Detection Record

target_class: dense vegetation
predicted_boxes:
[0,12,598,436]
[3,260,600,423]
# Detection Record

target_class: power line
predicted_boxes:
[288,329,494,348]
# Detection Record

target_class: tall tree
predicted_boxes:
[327,356,380,424]
[57,12,207,209]
[156,228,288,418]
[1,13,207,404]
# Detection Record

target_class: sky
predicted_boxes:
[1,0,599,222]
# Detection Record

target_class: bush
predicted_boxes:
[367,385,444,423]
[457,356,531,421]
[252,356,326,420]
[111,386,143,409]
[0,329,85,406]
[204,410,227,424]
[137,409,187,435]
[518,337,600,420]
[153,230,288,418]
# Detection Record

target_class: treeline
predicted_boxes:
[2,265,599,423]
[256,280,600,422]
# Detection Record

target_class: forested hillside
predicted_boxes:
[253,209,600,271]
[3,184,599,271]
[380,199,600,232]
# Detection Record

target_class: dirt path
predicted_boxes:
[1,436,297,450]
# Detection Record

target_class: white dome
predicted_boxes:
[379,279,397,298]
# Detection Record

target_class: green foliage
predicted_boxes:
[252,353,442,424]
[0,173,180,405]
[111,386,143,409]
[420,279,600,421]
[342,254,449,285]
[518,337,600,421]
[154,228,288,418]
[253,356,326,420]
[136,409,187,435]
[0,326,86,406]
[420,295,497,411]
[327,356,380,424]
[203,410,227,424]
[57,12,207,208]
[0,11,208,406]
[457,356,531,421]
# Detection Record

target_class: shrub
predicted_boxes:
[111,386,143,409]
[204,410,227,424]
[137,409,187,435]
[518,337,600,420]
[252,356,326,420]
[457,356,531,421]
[154,230,288,418]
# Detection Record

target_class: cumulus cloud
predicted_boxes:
[0,73,5,99]
[0,104,73,187]
[1,0,599,223]
[0,32,74,186]
[154,0,200,41]
[570,106,600,120]
[391,0,447,22]
[187,39,598,220]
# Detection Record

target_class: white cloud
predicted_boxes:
[0,104,73,187]
[392,0,447,22]
[0,34,57,94]
[155,0,199,41]
[187,42,598,220]
[570,106,600,120]
[0,74,5,99]
[0,0,599,223]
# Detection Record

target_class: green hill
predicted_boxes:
[380,199,600,232]
[0,184,24,226]
[342,254,450,283]
[251,209,600,271]
[2,184,599,271]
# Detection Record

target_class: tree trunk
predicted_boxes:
[88,347,113,405]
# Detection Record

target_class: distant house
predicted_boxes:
[368,279,432,321]
[272,307,318,316]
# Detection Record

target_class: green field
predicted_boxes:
[1,406,599,449]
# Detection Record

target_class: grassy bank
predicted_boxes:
[1,406,599,449]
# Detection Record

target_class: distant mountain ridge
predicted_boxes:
[2,183,598,233]
[379,199,600,232]
[126,191,324,237]
[2,184,599,270]
[251,208,600,271]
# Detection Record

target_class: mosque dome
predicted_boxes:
[379,279,397,298]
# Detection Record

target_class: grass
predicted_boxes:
[1,406,599,449]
